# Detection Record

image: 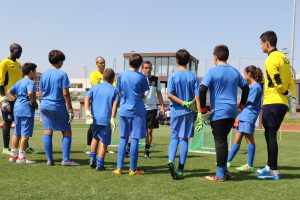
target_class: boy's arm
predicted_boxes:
[28,90,36,103]
[157,91,164,113]
[199,85,208,113]
[288,72,297,99]
[84,96,91,112]
[265,59,287,94]
[167,93,184,105]
[111,100,118,118]
[7,90,16,101]
[63,88,72,109]
[0,61,7,96]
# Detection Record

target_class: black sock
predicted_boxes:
[178,163,185,172]
[145,144,151,152]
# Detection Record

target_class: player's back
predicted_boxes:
[89,82,117,126]
[168,70,198,116]
[39,69,69,110]
[117,70,149,117]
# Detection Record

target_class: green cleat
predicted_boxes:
[236,164,255,171]
[173,170,185,180]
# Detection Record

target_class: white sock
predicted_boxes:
[11,148,18,157]
[271,170,279,176]
[19,150,26,159]
[265,165,270,171]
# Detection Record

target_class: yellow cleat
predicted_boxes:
[113,169,123,175]
[129,170,144,175]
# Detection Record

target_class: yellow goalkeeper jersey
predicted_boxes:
[263,49,296,106]
[89,69,116,87]
[0,58,22,101]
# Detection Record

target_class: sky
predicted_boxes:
[0,0,299,78]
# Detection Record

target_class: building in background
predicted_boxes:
[123,52,199,102]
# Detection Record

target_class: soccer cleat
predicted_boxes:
[173,170,185,180]
[61,160,80,166]
[255,172,280,180]
[16,158,35,164]
[224,170,232,180]
[113,169,123,175]
[89,160,96,168]
[9,156,18,162]
[167,162,177,179]
[144,152,151,159]
[227,162,231,168]
[129,170,144,175]
[236,164,255,171]
[205,175,225,182]
[25,147,37,154]
[257,166,270,174]
[2,148,11,155]
[96,165,106,171]
[47,160,55,166]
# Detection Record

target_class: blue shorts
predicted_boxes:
[118,115,146,139]
[170,112,196,139]
[91,124,111,145]
[237,121,255,135]
[40,108,71,132]
[14,116,34,137]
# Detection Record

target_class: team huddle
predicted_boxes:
[0,30,297,181]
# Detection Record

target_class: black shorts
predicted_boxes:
[262,104,288,128]
[146,109,159,129]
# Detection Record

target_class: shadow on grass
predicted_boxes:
[36,151,85,155]
[153,154,206,159]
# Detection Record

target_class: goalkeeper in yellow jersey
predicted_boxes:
[256,31,297,180]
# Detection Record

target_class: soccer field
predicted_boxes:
[0,121,299,200]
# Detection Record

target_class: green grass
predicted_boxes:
[0,121,300,200]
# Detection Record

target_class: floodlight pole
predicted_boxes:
[291,0,297,74]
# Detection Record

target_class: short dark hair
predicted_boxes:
[142,60,152,68]
[103,68,115,83]
[129,54,143,69]
[260,31,277,47]
[48,50,65,65]
[22,62,37,75]
[10,43,22,53]
[176,49,190,66]
[213,45,229,61]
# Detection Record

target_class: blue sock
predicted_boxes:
[247,143,256,167]
[90,151,96,162]
[227,144,240,163]
[43,134,53,162]
[168,137,179,163]
[62,136,71,162]
[116,137,128,170]
[178,138,188,171]
[130,138,139,171]
[97,157,104,167]
[216,166,226,179]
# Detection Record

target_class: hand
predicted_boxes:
[160,105,165,115]
[85,110,93,124]
[238,104,245,110]
[110,117,116,133]
[289,98,298,119]
[67,108,74,124]
[194,113,203,132]
[233,118,239,128]
[202,110,214,125]
[182,99,197,112]
[30,101,38,110]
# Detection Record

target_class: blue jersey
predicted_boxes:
[201,65,247,121]
[39,69,70,111]
[116,70,149,117]
[87,82,118,126]
[9,78,36,117]
[238,83,262,124]
[167,70,199,117]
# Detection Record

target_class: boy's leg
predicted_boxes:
[61,131,79,166]
[116,137,128,170]
[43,130,54,164]
[85,125,93,154]
[96,141,107,170]
[168,137,179,163]
[178,138,188,172]
[145,128,153,158]
[89,137,99,168]
[9,135,20,161]
[129,138,139,171]
[227,132,243,164]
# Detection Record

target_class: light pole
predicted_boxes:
[291,0,297,74]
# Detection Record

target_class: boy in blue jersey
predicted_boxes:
[227,65,263,171]
[200,45,249,181]
[7,63,38,164]
[167,49,202,180]
[84,68,118,171]
[39,50,79,166]
[113,54,149,175]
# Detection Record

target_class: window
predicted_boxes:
[168,57,176,75]
[155,57,162,76]
[161,57,168,76]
